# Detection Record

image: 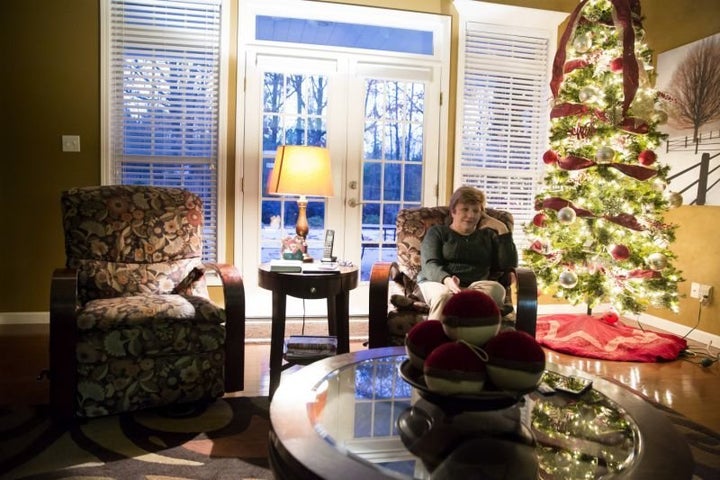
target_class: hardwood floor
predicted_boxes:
[1,322,719,432]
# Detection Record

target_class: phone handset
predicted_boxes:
[322,229,336,262]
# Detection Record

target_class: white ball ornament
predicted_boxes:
[578,86,598,103]
[667,192,683,208]
[595,146,615,162]
[557,206,577,225]
[558,270,578,289]
[653,179,667,192]
[652,110,668,124]
[647,253,668,271]
[607,105,624,125]
[573,32,592,53]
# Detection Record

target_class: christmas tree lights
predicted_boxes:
[523,0,683,315]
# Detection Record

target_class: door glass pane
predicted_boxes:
[260,72,329,262]
[360,79,425,280]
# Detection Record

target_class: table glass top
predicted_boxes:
[307,353,639,479]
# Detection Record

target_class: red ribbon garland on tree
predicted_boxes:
[550,0,641,117]
[610,0,639,116]
[550,0,590,98]
[556,154,657,180]
[538,197,646,231]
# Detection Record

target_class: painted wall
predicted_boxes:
[1,0,719,336]
[645,206,720,336]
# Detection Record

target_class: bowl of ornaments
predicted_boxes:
[401,289,546,411]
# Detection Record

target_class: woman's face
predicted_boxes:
[451,201,482,233]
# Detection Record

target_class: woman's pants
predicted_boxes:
[418,280,506,320]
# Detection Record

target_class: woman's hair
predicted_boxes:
[449,186,486,211]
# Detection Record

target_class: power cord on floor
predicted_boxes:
[680,299,704,340]
[678,300,719,368]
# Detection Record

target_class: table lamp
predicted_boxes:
[267,145,334,262]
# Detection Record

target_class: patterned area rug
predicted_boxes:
[1,392,718,479]
[0,397,272,480]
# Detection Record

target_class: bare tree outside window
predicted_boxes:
[665,37,720,141]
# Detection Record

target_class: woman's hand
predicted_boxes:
[443,275,462,294]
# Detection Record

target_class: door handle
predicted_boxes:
[347,198,363,208]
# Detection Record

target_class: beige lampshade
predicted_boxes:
[267,145,334,197]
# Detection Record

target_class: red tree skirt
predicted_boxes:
[536,313,687,362]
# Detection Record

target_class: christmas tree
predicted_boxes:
[523,0,683,315]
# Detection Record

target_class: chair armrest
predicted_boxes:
[513,267,538,338]
[368,262,399,349]
[49,267,79,424]
[203,263,245,393]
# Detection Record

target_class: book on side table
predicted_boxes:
[269,259,303,272]
[284,335,338,363]
[301,262,340,273]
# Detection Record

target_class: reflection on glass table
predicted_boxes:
[269,348,692,480]
[309,355,639,479]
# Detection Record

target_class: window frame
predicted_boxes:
[100,0,230,262]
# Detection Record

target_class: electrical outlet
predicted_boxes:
[61,135,81,152]
[700,285,713,304]
[691,282,713,303]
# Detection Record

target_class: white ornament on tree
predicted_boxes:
[578,86,598,103]
[558,270,579,289]
[647,253,668,271]
[557,206,577,225]
[595,146,615,162]
[573,32,592,53]
[652,110,668,124]
[667,192,683,208]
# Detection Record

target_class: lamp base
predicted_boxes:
[302,253,314,263]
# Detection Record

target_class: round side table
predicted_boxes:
[258,264,359,397]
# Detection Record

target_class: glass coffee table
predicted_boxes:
[269,347,693,479]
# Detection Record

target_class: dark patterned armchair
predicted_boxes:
[368,206,537,348]
[49,185,245,422]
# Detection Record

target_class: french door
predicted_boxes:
[240,49,444,288]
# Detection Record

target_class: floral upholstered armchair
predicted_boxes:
[49,185,245,422]
[367,206,538,348]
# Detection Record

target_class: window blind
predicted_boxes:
[456,22,552,254]
[106,0,222,261]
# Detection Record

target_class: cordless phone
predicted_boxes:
[322,230,336,263]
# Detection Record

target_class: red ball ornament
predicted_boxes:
[611,244,630,261]
[542,150,559,165]
[609,57,623,73]
[484,331,546,391]
[638,150,657,166]
[532,213,547,227]
[424,341,487,395]
[599,311,619,324]
[405,320,452,370]
[441,290,501,346]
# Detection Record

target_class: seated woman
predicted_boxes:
[418,186,518,319]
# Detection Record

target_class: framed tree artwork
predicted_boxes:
[656,33,720,206]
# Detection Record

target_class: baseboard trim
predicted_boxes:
[0,312,49,325]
